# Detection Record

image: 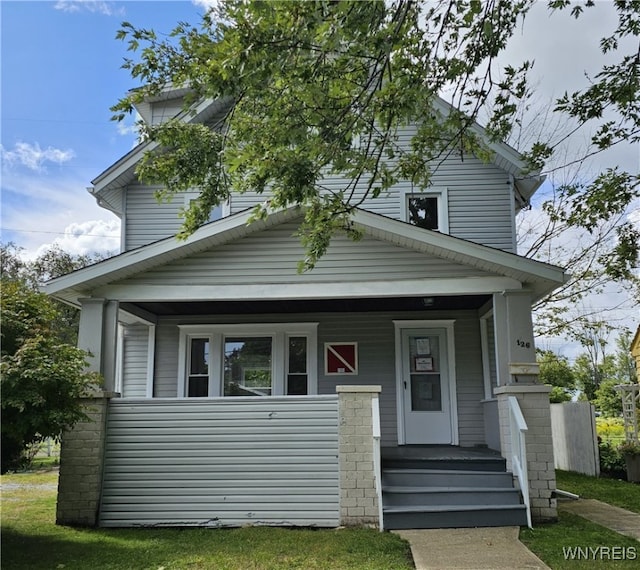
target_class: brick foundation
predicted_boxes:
[336,385,381,527]
[56,392,116,526]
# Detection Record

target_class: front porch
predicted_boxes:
[96,291,538,451]
[56,383,555,530]
[45,207,564,530]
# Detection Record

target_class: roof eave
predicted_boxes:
[44,206,567,307]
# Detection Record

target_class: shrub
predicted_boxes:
[619,440,640,456]
[596,416,625,445]
[598,439,626,479]
[0,280,100,472]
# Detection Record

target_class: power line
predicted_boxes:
[0,227,120,238]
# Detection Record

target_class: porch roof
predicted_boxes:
[43,207,567,308]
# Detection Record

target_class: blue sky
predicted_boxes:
[1,0,212,256]
[1,0,638,355]
[1,0,636,258]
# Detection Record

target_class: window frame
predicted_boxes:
[401,187,449,234]
[177,323,318,398]
[183,191,230,223]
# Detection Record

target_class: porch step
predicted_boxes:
[383,504,528,530]
[383,457,506,472]
[383,486,522,507]
[381,463,528,529]
[382,468,514,488]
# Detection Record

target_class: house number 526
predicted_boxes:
[516,339,531,349]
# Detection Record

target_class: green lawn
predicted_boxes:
[520,511,639,570]
[520,470,640,569]
[5,468,639,570]
[556,469,640,513]
[1,470,414,570]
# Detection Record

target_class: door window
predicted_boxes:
[408,334,442,411]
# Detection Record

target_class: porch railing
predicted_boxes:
[507,395,532,528]
[371,393,384,531]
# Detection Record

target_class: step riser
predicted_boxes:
[383,459,506,472]
[383,471,514,487]
[383,490,522,507]
[381,455,526,529]
[384,508,528,530]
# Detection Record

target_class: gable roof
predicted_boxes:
[43,206,566,307]
[430,97,543,205]
[91,93,543,214]
[90,96,233,213]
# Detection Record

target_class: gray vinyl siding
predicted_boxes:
[151,99,184,125]
[121,324,148,398]
[452,317,485,446]
[99,396,339,527]
[153,324,179,398]
[124,185,186,251]
[486,317,498,392]
[152,310,486,447]
[229,125,516,252]
[116,220,491,288]
[98,186,124,217]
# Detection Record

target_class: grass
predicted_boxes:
[520,511,639,569]
[520,470,640,569]
[556,469,640,513]
[1,469,414,570]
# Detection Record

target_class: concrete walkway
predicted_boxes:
[558,498,640,541]
[394,501,640,569]
[394,527,550,570]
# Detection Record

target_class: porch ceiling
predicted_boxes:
[122,294,491,317]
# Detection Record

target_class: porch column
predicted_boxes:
[492,291,537,387]
[78,298,119,391]
[337,385,382,528]
[56,390,116,526]
[493,290,557,523]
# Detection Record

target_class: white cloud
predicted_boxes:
[630,206,640,230]
[1,142,75,172]
[517,200,639,360]
[499,1,638,176]
[34,219,121,259]
[116,122,139,137]
[192,0,219,11]
[53,1,124,16]
[1,166,121,259]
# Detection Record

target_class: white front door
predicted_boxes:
[399,328,454,444]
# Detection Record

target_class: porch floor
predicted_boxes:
[382,445,503,462]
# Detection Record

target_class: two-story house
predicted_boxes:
[45,88,565,530]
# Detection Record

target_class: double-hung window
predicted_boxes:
[178,323,318,398]
[402,187,449,233]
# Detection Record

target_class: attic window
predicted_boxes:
[408,196,438,230]
[402,188,449,233]
[184,191,228,223]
